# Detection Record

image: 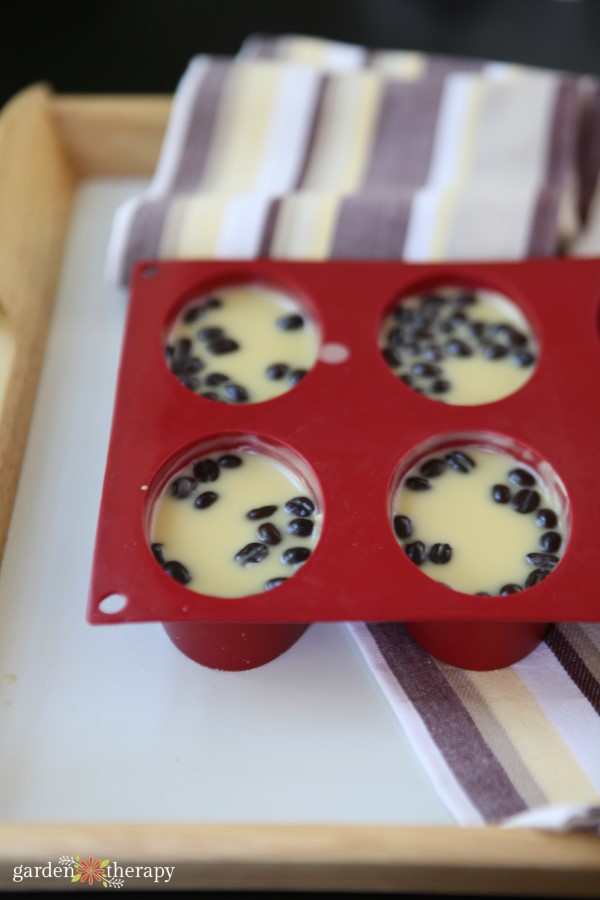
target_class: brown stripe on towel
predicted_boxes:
[545,625,600,716]
[367,623,529,820]
[442,666,548,810]
[120,198,171,286]
[562,624,600,686]
[257,196,283,256]
[544,78,579,191]
[173,58,232,192]
[330,192,412,258]
[361,79,445,191]
[577,82,600,223]
[527,186,562,256]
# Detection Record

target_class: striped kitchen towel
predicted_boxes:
[107,46,587,286]
[106,36,600,828]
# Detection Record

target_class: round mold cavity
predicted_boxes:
[145,434,324,601]
[378,281,539,406]
[389,431,570,598]
[144,434,323,671]
[389,432,569,670]
[163,279,321,404]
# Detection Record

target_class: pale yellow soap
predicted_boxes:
[392,446,565,595]
[165,283,319,403]
[151,449,322,598]
[380,286,538,405]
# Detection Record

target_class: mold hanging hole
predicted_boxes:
[98,593,128,615]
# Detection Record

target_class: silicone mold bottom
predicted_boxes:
[88,258,600,671]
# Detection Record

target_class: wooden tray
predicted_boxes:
[0,84,598,896]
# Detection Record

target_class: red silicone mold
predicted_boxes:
[88,258,600,671]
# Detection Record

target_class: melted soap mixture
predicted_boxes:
[380,287,538,405]
[165,283,319,403]
[392,446,565,595]
[150,450,322,598]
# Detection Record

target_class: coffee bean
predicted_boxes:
[406,476,431,491]
[224,383,249,403]
[205,296,223,310]
[285,496,315,517]
[469,321,487,338]
[525,552,559,569]
[393,514,413,540]
[197,326,224,341]
[266,363,289,380]
[491,323,527,346]
[492,484,511,504]
[423,344,444,362]
[201,391,220,401]
[288,518,314,537]
[174,337,192,358]
[171,355,204,376]
[204,372,229,386]
[411,362,441,378]
[525,568,550,588]
[508,467,536,487]
[420,458,447,478]
[388,326,405,346]
[193,459,220,482]
[194,491,219,510]
[281,546,311,565]
[500,583,522,595]
[535,508,558,529]
[430,378,451,394]
[445,338,473,357]
[257,522,282,545]
[414,327,434,341]
[179,375,201,391]
[383,346,402,367]
[405,541,427,565]
[445,450,476,473]
[483,342,509,360]
[163,560,192,584]
[264,577,288,591]
[400,373,415,387]
[182,304,204,324]
[151,542,165,564]
[218,453,242,468]
[452,291,477,308]
[393,305,416,324]
[170,476,197,498]
[277,314,304,330]
[429,543,452,564]
[247,505,279,520]
[289,369,308,385]
[475,591,491,596]
[540,531,562,553]
[420,293,446,310]
[512,489,540,513]
[392,514,414,541]
[234,542,269,565]
[513,350,536,367]
[208,337,240,355]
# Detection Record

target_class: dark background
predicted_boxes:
[3,2,597,899]
[3,0,600,108]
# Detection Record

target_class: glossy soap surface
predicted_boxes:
[392,446,565,595]
[151,449,322,598]
[165,282,319,403]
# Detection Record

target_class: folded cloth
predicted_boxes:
[107,48,584,286]
[106,35,600,828]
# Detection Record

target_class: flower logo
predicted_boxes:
[58,855,124,888]
[73,857,108,885]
